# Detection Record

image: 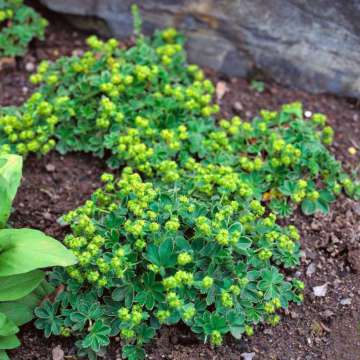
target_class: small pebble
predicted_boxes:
[306,262,316,277]
[25,62,35,72]
[241,353,255,360]
[216,81,229,101]
[304,110,312,118]
[313,283,328,297]
[233,101,243,111]
[52,345,64,360]
[46,164,56,172]
[340,298,352,305]
[43,212,52,220]
[321,309,335,318]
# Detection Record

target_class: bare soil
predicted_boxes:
[2,7,360,360]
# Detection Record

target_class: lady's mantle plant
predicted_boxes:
[0,6,358,360]
[0,0,47,57]
[37,169,303,360]
[0,13,357,214]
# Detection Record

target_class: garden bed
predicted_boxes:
[2,10,360,360]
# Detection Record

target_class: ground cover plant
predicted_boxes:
[0,6,359,360]
[0,154,77,359]
[0,0,47,58]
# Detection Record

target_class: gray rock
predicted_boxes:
[39,0,360,98]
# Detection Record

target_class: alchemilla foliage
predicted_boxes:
[0,0,47,57]
[36,168,304,360]
[0,6,358,360]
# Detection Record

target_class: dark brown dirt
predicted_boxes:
[11,152,105,238]
[2,7,360,360]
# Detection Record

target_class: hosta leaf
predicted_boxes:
[0,154,22,202]
[0,313,18,337]
[0,349,10,360]
[0,155,22,227]
[0,334,20,350]
[0,302,33,327]
[0,229,77,276]
[0,269,44,301]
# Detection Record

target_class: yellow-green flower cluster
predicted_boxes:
[0,7,13,22]
[270,136,301,167]
[239,155,263,172]
[0,93,56,156]
[117,128,154,174]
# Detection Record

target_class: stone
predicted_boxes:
[25,62,35,72]
[241,353,256,360]
[313,283,328,297]
[39,0,360,98]
[306,262,316,277]
[233,101,243,112]
[340,298,352,305]
[216,81,229,101]
[52,346,64,360]
[45,163,56,172]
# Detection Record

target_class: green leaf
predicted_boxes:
[234,236,252,250]
[34,301,62,337]
[159,238,176,266]
[316,199,329,214]
[319,189,335,203]
[278,181,296,196]
[0,155,22,228]
[0,269,44,301]
[144,244,160,267]
[269,199,293,218]
[122,344,145,360]
[82,320,111,353]
[0,155,22,202]
[301,199,316,215]
[227,311,245,339]
[0,349,10,360]
[0,228,77,276]
[0,335,20,350]
[136,324,155,344]
[145,239,176,268]
[12,281,53,312]
[0,313,18,337]
[258,267,284,300]
[0,302,33,327]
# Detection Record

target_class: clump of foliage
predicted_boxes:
[250,79,265,93]
[0,11,358,215]
[0,0,47,58]
[0,5,358,360]
[0,154,77,359]
[36,168,304,360]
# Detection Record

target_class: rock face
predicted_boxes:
[39,0,360,97]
